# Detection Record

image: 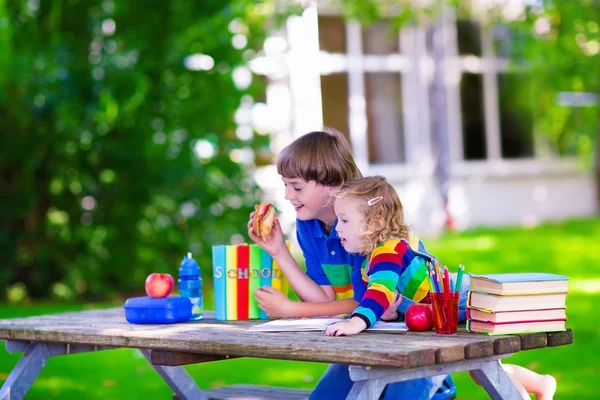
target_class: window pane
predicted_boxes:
[362,20,399,54]
[460,73,486,160]
[493,24,529,61]
[318,16,346,53]
[320,74,350,143]
[365,73,404,164]
[498,73,534,158]
[493,24,512,58]
[456,20,481,56]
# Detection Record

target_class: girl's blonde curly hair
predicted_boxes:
[335,176,410,256]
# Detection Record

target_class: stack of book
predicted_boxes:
[212,244,289,321]
[466,273,568,335]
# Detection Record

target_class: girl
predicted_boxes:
[324,176,557,400]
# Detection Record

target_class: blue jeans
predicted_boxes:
[309,364,445,400]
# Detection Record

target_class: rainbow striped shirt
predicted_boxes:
[351,238,430,328]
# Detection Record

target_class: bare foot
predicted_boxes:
[536,374,557,400]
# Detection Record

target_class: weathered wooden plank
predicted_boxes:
[203,384,310,400]
[547,329,573,347]
[403,332,471,364]
[0,324,435,369]
[0,308,573,370]
[492,336,521,355]
[519,333,547,350]
[151,350,238,366]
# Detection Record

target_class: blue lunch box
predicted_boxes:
[123,296,192,324]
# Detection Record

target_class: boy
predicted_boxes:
[247,129,454,400]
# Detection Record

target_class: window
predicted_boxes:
[497,73,534,158]
[365,73,404,163]
[460,73,486,160]
[317,16,409,165]
[453,19,535,162]
[320,73,350,142]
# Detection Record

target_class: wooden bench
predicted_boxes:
[203,384,310,400]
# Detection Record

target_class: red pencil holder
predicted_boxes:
[431,292,459,334]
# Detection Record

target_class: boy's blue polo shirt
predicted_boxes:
[296,218,366,301]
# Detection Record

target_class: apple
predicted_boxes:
[145,273,174,298]
[405,303,434,331]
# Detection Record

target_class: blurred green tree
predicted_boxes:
[0,0,288,300]
[507,1,599,206]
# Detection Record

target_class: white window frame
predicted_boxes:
[446,7,582,177]
[263,3,584,182]
[310,6,430,177]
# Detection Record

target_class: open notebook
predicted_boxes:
[247,317,408,333]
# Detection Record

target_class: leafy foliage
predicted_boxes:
[503,1,599,159]
[0,0,284,300]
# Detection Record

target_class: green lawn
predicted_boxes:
[2,218,599,399]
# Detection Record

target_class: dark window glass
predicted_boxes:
[456,20,482,56]
[318,16,346,53]
[498,73,534,158]
[362,20,399,54]
[365,73,404,163]
[460,73,486,160]
[320,74,350,144]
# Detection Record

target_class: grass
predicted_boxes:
[2,217,599,399]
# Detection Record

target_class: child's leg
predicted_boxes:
[309,364,354,400]
[502,364,557,400]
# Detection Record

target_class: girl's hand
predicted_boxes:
[247,209,287,257]
[381,292,402,321]
[254,286,295,318]
[325,317,367,336]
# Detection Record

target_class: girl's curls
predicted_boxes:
[335,176,409,256]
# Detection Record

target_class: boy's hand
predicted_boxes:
[247,209,287,257]
[325,317,367,336]
[254,286,295,318]
[381,292,402,321]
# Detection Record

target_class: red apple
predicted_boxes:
[405,303,434,331]
[145,273,174,298]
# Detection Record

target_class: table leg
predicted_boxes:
[348,355,524,400]
[139,349,207,400]
[346,379,386,400]
[0,343,51,400]
[471,361,524,400]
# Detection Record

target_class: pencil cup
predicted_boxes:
[431,292,459,334]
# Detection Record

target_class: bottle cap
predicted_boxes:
[179,252,200,278]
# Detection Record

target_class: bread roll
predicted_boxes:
[253,202,275,240]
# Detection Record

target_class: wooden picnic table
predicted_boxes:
[0,308,573,400]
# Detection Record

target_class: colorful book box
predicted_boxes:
[212,244,289,321]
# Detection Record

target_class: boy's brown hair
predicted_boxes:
[335,176,409,256]
[277,128,362,187]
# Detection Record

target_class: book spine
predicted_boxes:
[236,245,250,320]
[259,250,273,320]
[212,245,227,321]
[248,245,262,319]
[271,257,283,291]
[225,245,238,321]
[279,242,290,297]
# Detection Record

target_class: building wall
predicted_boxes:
[450,172,597,229]
[390,169,597,237]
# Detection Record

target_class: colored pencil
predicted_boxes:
[455,264,465,294]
